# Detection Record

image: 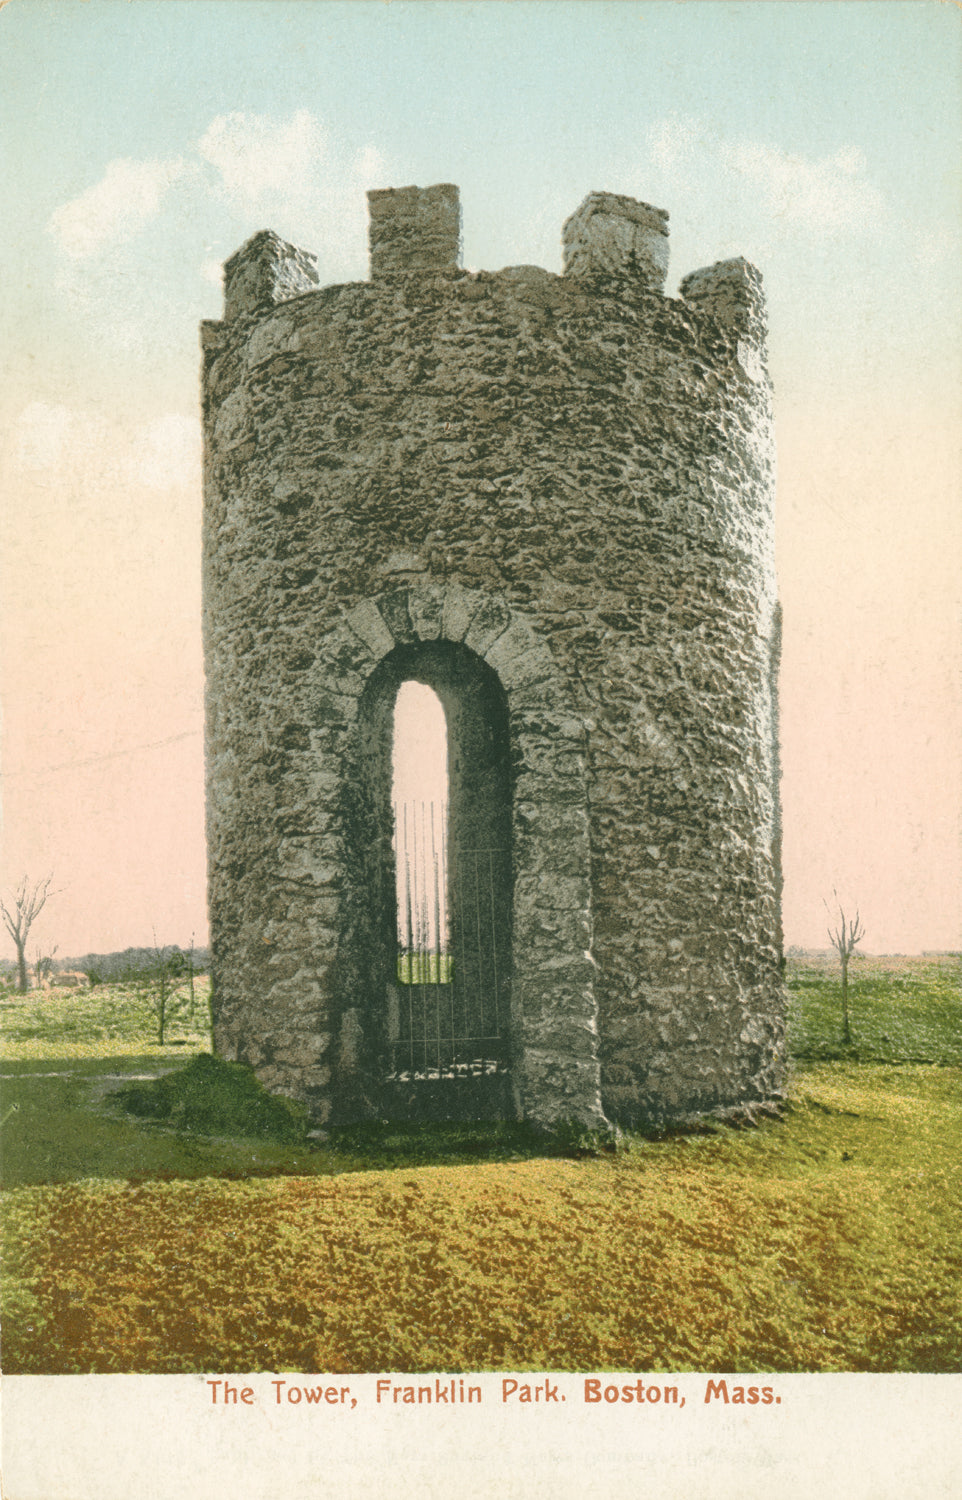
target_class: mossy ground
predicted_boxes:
[1,956,959,1373]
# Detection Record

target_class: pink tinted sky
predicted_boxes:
[1,1,960,959]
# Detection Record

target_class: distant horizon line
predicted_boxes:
[4,943,960,970]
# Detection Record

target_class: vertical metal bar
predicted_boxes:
[488,848,501,1035]
[457,846,467,1060]
[474,848,484,1070]
[418,804,423,1067]
[410,798,419,1070]
[405,802,414,1069]
[403,803,414,989]
[414,804,421,1069]
[423,798,429,1068]
[439,800,448,952]
[442,801,453,1065]
[431,800,442,1074]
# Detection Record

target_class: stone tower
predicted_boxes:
[201,184,785,1131]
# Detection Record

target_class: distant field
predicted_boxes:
[786,951,961,1065]
[1,955,959,1374]
[0,977,212,1063]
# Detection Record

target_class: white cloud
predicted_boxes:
[915,227,960,268]
[647,116,700,175]
[201,258,224,289]
[44,112,387,338]
[196,109,386,266]
[722,140,885,233]
[48,158,188,259]
[353,144,385,188]
[197,108,327,213]
[644,117,886,238]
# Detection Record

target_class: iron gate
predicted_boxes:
[386,801,511,1113]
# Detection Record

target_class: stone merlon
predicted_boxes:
[368,183,462,276]
[222,230,320,322]
[562,192,670,290]
[680,257,767,343]
[212,189,769,358]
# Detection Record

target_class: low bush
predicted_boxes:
[109,1054,309,1144]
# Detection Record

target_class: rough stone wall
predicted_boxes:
[202,185,785,1129]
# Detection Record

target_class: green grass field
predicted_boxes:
[787,951,961,1065]
[2,955,959,1374]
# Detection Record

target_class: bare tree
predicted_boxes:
[825,892,865,1045]
[146,936,188,1045]
[1,876,55,994]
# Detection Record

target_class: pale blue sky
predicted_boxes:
[4,1,959,397]
[1,1,959,952]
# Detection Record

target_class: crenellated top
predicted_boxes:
[680,257,767,346]
[213,184,767,360]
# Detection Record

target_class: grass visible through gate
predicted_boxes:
[1,954,960,1373]
[397,952,455,985]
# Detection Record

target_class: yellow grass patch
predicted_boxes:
[4,1065,959,1375]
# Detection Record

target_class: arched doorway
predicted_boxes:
[358,640,514,1119]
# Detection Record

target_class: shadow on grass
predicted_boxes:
[1,1050,738,1188]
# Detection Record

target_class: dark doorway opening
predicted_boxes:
[358,640,514,1120]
